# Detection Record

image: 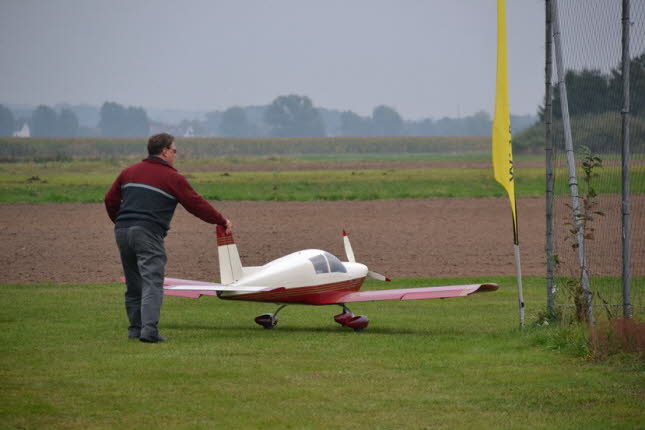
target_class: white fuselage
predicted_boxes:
[219,249,368,297]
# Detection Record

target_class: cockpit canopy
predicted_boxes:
[308,252,347,274]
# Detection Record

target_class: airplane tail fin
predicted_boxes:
[216,225,243,284]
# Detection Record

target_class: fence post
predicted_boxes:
[552,0,594,325]
[621,0,632,319]
[545,0,555,316]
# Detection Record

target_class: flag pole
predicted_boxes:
[511,206,524,327]
[513,211,524,327]
[493,0,524,327]
[514,242,525,327]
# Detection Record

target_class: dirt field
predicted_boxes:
[2,196,642,284]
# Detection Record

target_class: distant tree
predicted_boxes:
[630,53,645,114]
[220,106,250,137]
[204,111,222,135]
[99,102,150,137]
[433,116,461,135]
[609,52,645,115]
[0,104,15,136]
[372,105,403,136]
[58,108,79,137]
[264,95,325,137]
[563,69,611,116]
[125,106,150,137]
[31,105,59,137]
[410,118,435,135]
[537,55,645,120]
[99,102,127,137]
[462,110,491,135]
[340,110,372,136]
[58,104,99,128]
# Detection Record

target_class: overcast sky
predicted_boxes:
[1,1,640,120]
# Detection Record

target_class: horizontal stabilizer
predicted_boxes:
[316,283,498,304]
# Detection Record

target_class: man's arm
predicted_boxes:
[104,174,123,223]
[170,174,228,226]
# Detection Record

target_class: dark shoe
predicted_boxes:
[139,335,167,343]
[128,333,141,339]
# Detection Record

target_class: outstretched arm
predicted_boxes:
[170,174,228,227]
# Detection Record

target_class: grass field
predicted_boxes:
[0,157,642,203]
[1,277,643,429]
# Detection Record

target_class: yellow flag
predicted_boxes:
[492,0,518,244]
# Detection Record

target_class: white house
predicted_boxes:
[13,123,30,137]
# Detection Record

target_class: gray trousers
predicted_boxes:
[115,226,167,338]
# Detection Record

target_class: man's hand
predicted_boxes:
[225,219,233,235]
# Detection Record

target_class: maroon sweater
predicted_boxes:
[104,156,227,236]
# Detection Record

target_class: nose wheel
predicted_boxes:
[334,305,369,332]
[255,305,287,329]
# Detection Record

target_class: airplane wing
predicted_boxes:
[316,283,498,304]
[163,277,281,298]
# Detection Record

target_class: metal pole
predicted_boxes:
[545,0,555,316]
[552,0,594,325]
[514,243,525,327]
[621,0,632,319]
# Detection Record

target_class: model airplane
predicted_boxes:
[161,226,498,331]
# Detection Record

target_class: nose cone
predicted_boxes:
[345,262,368,278]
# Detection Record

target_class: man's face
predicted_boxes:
[162,141,177,166]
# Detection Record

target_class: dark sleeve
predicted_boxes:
[170,173,227,226]
[104,172,123,223]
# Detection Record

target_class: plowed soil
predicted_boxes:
[2,196,642,284]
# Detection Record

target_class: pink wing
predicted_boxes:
[163,278,220,298]
[316,283,498,304]
[163,277,220,287]
[162,277,282,298]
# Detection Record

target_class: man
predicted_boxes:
[105,133,232,343]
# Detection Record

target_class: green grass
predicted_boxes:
[0,159,642,202]
[1,277,643,429]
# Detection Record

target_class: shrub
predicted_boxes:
[590,318,645,362]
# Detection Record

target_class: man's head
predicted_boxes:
[148,133,176,166]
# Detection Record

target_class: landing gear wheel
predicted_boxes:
[255,305,287,329]
[334,311,355,325]
[346,315,369,331]
[254,313,278,329]
[334,305,369,331]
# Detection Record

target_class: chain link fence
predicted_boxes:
[548,0,644,320]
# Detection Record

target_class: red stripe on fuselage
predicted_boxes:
[222,277,366,304]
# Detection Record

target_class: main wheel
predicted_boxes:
[345,315,369,331]
[255,313,278,329]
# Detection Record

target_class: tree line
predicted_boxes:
[0,102,151,138]
[1,95,537,138]
[6,48,644,139]
[197,96,534,138]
